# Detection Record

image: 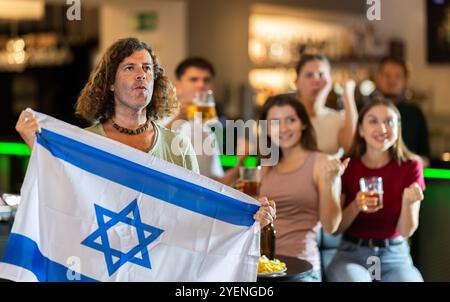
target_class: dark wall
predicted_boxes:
[414,178,450,281]
[0,3,98,140]
[0,40,97,140]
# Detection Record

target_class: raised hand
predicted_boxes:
[15,110,41,150]
[317,76,333,104]
[324,157,350,183]
[342,79,356,105]
[402,182,424,206]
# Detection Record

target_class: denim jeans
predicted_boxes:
[325,239,423,282]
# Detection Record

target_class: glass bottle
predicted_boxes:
[260,222,276,260]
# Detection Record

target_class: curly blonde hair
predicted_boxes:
[75,37,178,123]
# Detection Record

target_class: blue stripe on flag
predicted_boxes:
[36,129,259,227]
[2,233,98,282]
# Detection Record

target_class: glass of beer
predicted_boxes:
[239,166,262,198]
[187,90,217,122]
[359,177,383,211]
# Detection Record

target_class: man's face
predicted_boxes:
[376,62,407,98]
[111,49,154,112]
[175,67,214,106]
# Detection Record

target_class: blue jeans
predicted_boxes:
[325,239,423,282]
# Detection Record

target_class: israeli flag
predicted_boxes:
[0,111,260,282]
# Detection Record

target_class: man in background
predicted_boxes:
[164,57,243,185]
[374,56,431,166]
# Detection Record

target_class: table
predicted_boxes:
[257,255,313,282]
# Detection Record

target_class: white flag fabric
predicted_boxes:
[0,111,260,282]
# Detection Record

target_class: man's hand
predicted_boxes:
[15,110,41,150]
[254,197,276,228]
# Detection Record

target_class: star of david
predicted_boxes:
[81,199,164,276]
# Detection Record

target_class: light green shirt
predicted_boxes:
[85,122,199,173]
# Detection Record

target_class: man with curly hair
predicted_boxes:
[16,37,199,172]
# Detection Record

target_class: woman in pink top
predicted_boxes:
[326,98,425,282]
[258,94,349,281]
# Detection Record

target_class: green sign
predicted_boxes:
[0,142,30,156]
[424,168,450,180]
[220,155,258,167]
[135,11,158,32]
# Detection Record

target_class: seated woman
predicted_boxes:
[325,98,425,282]
[254,94,348,281]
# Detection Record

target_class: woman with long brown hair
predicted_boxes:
[255,94,348,281]
[326,98,425,282]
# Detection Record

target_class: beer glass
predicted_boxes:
[359,177,384,211]
[187,90,217,121]
[238,166,261,198]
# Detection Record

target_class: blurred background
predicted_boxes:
[0,0,450,281]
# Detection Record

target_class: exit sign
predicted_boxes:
[135,11,158,32]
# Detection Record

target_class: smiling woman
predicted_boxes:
[347,97,415,165]
[326,97,426,282]
[257,94,347,281]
